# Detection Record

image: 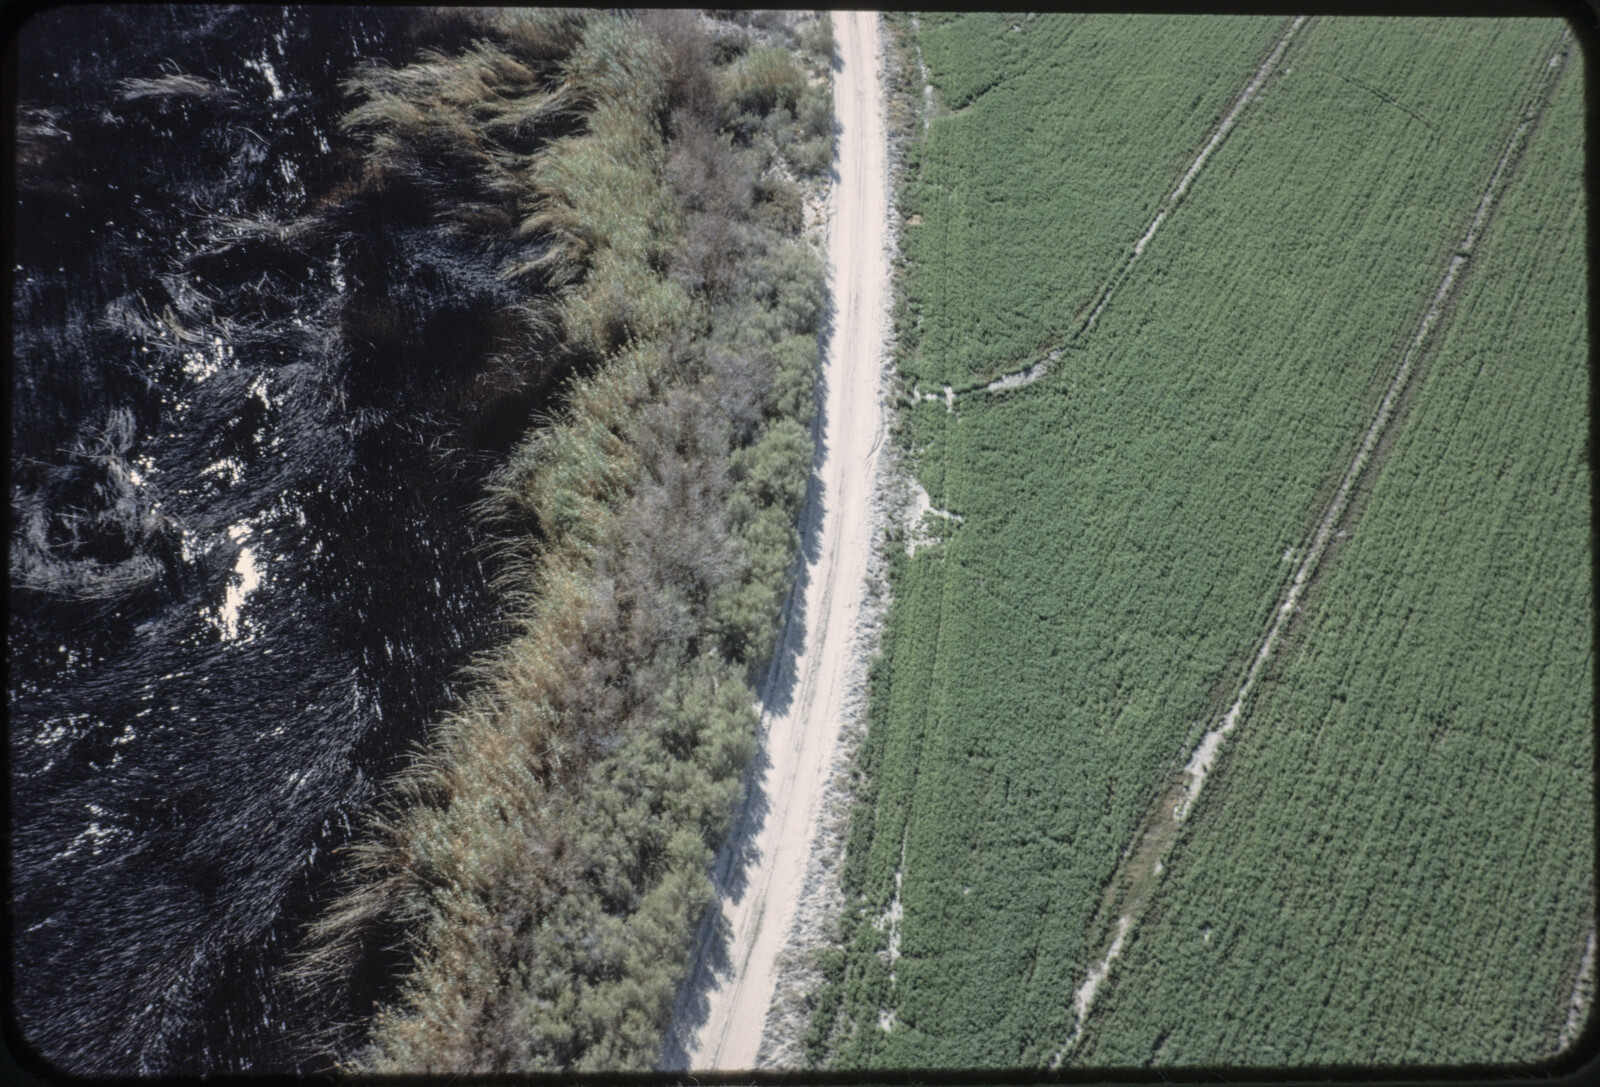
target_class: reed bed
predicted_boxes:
[291,9,833,1072]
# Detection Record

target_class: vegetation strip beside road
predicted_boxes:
[287,11,838,1072]
[665,10,891,1071]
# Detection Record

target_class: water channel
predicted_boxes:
[10,7,550,1072]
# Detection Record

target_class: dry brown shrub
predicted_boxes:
[497,8,589,66]
[670,211,746,301]
[640,9,719,126]
[664,111,753,218]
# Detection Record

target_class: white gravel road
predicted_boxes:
[662,10,891,1073]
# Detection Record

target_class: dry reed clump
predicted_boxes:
[291,8,831,1072]
[337,10,595,244]
[514,21,696,356]
[330,7,683,449]
[117,72,236,102]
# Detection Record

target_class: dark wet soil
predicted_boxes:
[10,6,558,1073]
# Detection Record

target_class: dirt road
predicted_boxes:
[664,10,890,1072]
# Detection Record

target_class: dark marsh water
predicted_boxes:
[9,6,558,1072]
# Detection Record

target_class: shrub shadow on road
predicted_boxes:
[658,264,837,1073]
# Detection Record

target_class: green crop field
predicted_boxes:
[1075,50,1590,1068]
[897,13,1285,390]
[809,14,1589,1071]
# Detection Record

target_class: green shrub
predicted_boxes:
[796,80,832,139]
[733,237,825,341]
[767,333,821,426]
[755,174,805,233]
[723,45,807,117]
[799,15,836,67]
[790,133,833,177]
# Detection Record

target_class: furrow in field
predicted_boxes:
[1557,925,1597,1054]
[1048,27,1573,1066]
